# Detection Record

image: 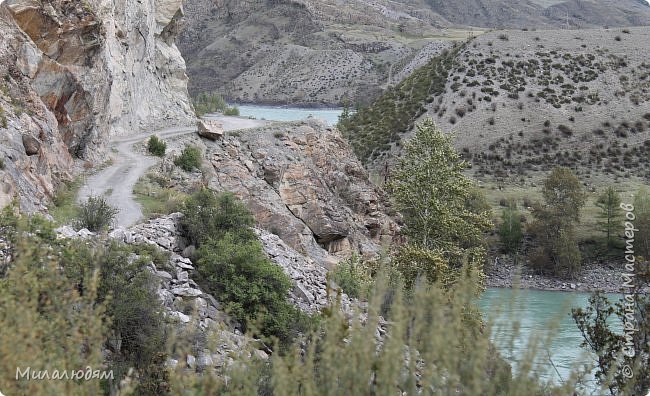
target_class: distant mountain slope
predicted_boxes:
[340,26,650,185]
[177,0,459,106]
[425,0,650,29]
[178,0,650,107]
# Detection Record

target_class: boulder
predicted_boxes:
[197,119,224,141]
[22,135,41,156]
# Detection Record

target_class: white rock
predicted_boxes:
[77,228,96,238]
[177,270,189,282]
[171,287,202,297]
[187,354,196,368]
[170,311,191,323]
[55,225,77,239]
[155,270,173,280]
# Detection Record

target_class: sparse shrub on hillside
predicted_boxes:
[75,195,118,231]
[147,135,166,157]
[0,106,6,128]
[558,124,573,136]
[488,117,495,126]
[449,116,457,124]
[544,120,551,127]
[614,35,621,41]
[498,34,509,41]
[622,28,630,34]
[455,107,466,117]
[174,146,201,172]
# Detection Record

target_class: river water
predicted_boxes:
[231,104,343,126]
[225,104,624,392]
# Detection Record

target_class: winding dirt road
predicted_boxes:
[78,116,267,228]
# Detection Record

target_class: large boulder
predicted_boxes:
[197,119,224,141]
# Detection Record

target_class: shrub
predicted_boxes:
[174,146,201,172]
[75,195,118,231]
[488,117,495,125]
[147,135,166,157]
[558,124,573,136]
[0,225,107,395]
[180,189,255,248]
[329,254,372,299]
[0,105,6,128]
[614,35,621,41]
[498,34,509,41]
[224,106,240,116]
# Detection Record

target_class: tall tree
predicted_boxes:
[530,167,586,277]
[499,204,523,254]
[634,187,650,260]
[595,186,622,249]
[388,118,492,286]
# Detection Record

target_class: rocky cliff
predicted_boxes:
[0,0,194,211]
[147,119,401,269]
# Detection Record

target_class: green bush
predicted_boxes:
[224,106,240,116]
[174,146,201,172]
[75,195,118,231]
[196,233,307,342]
[181,189,314,344]
[147,135,167,157]
[329,254,372,299]
[180,189,255,248]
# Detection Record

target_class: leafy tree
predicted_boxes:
[388,118,491,287]
[329,254,372,299]
[174,146,202,172]
[596,186,621,249]
[193,92,228,116]
[499,204,523,253]
[529,167,586,277]
[572,280,649,395]
[388,118,492,251]
[223,106,240,116]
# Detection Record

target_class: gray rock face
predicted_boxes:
[201,120,401,269]
[0,0,194,212]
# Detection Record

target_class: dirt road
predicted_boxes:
[77,116,266,228]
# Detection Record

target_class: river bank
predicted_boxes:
[484,257,625,293]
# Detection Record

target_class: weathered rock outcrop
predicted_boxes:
[198,119,401,268]
[0,0,194,211]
